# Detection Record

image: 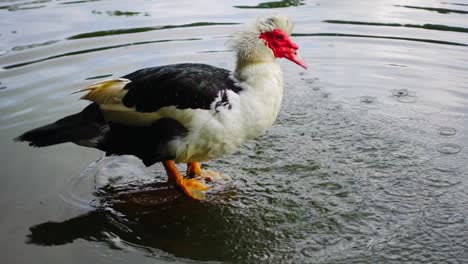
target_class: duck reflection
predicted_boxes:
[27,182,250,261]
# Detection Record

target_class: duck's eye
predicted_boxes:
[276,34,284,40]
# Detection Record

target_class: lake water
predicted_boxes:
[1,0,468,263]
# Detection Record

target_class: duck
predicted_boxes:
[16,14,307,199]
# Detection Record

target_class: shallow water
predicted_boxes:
[1,0,468,263]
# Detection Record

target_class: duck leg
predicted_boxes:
[187,162,215,182]
[162,160,208,200]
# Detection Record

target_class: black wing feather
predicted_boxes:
[121,63,242,113]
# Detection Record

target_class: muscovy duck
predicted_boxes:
[16,14,307,199]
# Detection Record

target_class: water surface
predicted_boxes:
[1,0,468,263]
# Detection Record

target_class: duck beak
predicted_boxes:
[284,48,308,70]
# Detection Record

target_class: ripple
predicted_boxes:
[392,89,409,97]
[411,103,444,115]
[85,74,113,80]
[12,40,59,51]
[293,33,468,47]
[438,127,458,137]
[396,96,418,103]
[360,96,376,104]
[59,0,102,4]
[358,96,382,109]
[392,88,418,103]
[323,20,468,33]
[234,0,304,9]
[0,50,7,56]
[424,203,465,228]
[384,180,418,198]
[300,243,324,257]
[67,22,238,40]
[92,10,149,17]
[436,143,462,154]
[0,1,49,12]
[395,5,468,14]
[419,164,462,188]
[3,38,202,69]
[311,232,343,246]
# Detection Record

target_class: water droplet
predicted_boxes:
[438,127,457,137]
[436,143,461,154]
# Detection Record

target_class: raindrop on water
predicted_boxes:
[438,127,457,137]
[392,88,409,97]
[436,143,461,155]
[392,88,418,103]
[360,96,375,104]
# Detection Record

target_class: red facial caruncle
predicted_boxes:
[259,29,307,69]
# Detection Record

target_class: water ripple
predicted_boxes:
[438,127,458,137]
[2,38,202,69]
[395,5,468,14]
[234,0,304,9]
[436,143,462,154]
[323,20,468,34]
[67,22,238,40]
[293,33,468,47]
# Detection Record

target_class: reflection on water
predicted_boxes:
[0,0,50,11]
[91,10,150,17]
[1,0,468,263]
[293,33,468,47]
[395,4,468,14]
[234,0,304,9]
[3,38,202,69]
[323,20,468,33]
[68,22,238,40]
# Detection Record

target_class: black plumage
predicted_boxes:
[16,63,244,167]
[99,118,187,166]
[122,63,242,113]
[15,104,105,147]
[16,104,188,166]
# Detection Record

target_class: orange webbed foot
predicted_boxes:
[163,160,208,200]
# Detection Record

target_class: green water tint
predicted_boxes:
[68,22,239,40]
[60,0,101,5]
[11,40,60,51]
[323,20,468,34]
[395,5,468,14]
[85,74,113,80]
[293,33,468,46]
[2,0,468,262]
[91,10,150,16]
[0,0,50,11]
[3,38,201,69]
[234,0,304,9]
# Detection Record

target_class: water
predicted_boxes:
[1,0,468,263]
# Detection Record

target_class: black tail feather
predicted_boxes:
[15,104,105,147]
